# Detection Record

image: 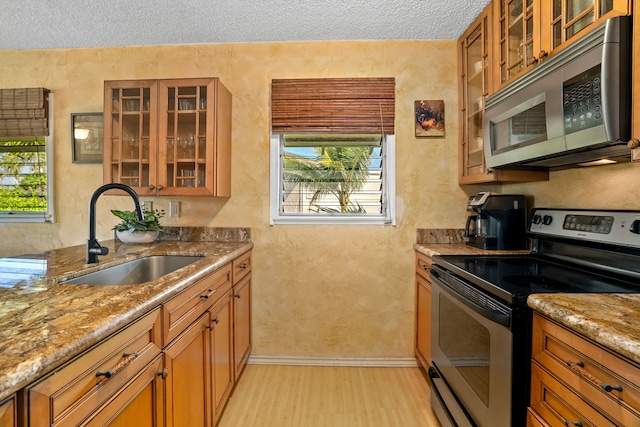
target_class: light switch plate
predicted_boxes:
[170,201,180,218]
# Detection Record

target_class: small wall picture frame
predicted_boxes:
[71,112,103,163]
[415,100,445,138]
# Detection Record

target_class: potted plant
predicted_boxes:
[111,207,165,243]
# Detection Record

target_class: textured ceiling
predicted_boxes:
[1,0,491,50]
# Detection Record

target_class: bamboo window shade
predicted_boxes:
[271,78,395,134]
[0,88,50,137]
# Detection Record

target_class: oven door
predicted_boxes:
[430,269,513,427]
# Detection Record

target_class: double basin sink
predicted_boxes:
[61,255,204,286]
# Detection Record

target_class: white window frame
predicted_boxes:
[269,133,396,225]
[0,94,55,223]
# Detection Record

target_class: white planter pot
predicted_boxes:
[115,230,159,244]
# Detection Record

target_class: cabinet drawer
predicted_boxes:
[526,407,549,427]
[232,250,251,284]
[533,314,640,425]
[163,264,232,344]
[28,307,162,427]
[530,361,615,427]
[415,252,432,281]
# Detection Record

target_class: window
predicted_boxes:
[269,78,396,225]
[270,133,395,225]
[0,89,54,223]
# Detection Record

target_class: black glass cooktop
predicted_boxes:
[432,255,640,305]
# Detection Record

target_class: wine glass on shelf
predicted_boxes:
[128,137,137,159]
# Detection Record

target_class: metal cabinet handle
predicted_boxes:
[200,289,214,299]
[567,359,623,393]
[564,421,582,426]
[157,368,169,379]
[239,263,248,269]
[234,294,241,299]
[96,351,139,381]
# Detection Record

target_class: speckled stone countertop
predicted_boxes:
[528,294,640,365]
[0,228,252,402]
[413,228,532,256]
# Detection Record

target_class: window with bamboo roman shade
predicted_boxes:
[0,88,54,223]
[269,78,396,225]
[270,78,395,134]
[0,88,50,137]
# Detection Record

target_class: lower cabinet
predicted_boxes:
[233,272,251,381]
[164,289,234,426]
[415,251,432,370]
[0,395,16,427]
[528,313,640,427]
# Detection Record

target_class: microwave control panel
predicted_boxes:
[563,64,602,135]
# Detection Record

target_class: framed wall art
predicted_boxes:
[414,100,445,138]
[71,112,103,163]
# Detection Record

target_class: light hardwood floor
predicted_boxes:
[217,364,441,427]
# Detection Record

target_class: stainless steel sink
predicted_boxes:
[61,255,204,285]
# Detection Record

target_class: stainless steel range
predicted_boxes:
[428,208,640,427]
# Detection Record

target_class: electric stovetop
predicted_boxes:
[432,254,640,305]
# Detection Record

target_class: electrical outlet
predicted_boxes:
[170,201,180,218]
[141,200,152,211]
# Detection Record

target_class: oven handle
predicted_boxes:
[431,268,511,328]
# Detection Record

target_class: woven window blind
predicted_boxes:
[0,88,50,137]
[271,78,395,134]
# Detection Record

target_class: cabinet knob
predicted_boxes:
[627,138,640,149]
[538,50,548,60]
[234,294,241,299]
[157,368,169,379]
[564,421,582,427]
[212,316,219,324]
[148,185,155,191]
[157,185,164,191]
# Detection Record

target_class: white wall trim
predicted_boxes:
[247,355,420,368]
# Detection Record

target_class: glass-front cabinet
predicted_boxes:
[494,0,631,90]
[459,3,549,184]
[459,5,492,182]
[104,78,231,197]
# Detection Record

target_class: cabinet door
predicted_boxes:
[0,395,16,427]
[164,313,212,427]
[459,4,492,183]
[494,0,539,87]
[415,274,431,370]
[81,355,165,427]
[233,273,252,381]
[157,78,232,197]
[542,0,631,55]
[103,80,158,196]
[210,290,234,424]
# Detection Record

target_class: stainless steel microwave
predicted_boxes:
[484,16,632,169]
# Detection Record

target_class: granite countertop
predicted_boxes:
[528,294,640,365]
[0,235,253,402]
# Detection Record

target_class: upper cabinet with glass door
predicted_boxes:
[104,78,231,197]
[459,4,549,184]
[493,0,631,91]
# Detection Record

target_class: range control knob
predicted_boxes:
[542,215,553,225]
[532,215,542,224]
[630,220,640,234]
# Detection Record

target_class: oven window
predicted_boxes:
[438,295,490,405]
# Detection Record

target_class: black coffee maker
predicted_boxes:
[464,192,528,250]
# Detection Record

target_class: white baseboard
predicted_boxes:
[247,355,420,368]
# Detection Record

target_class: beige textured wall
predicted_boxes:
[0,41,473,359]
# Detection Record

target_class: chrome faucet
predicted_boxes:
[87,183,143,264]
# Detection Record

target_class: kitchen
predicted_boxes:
[1,1,640,426]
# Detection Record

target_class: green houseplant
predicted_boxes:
[111,207,165,243]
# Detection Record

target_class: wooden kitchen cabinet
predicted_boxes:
[28,308,162,427]
[415,251,432,369]
[528,313,640,426]
[232,250,252,381]
[0,395,16,427]
[632,0,640,150]
[458,3,549,184]
[493,0,631,90]
[164,289,233,427]
[103,78,231,197]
